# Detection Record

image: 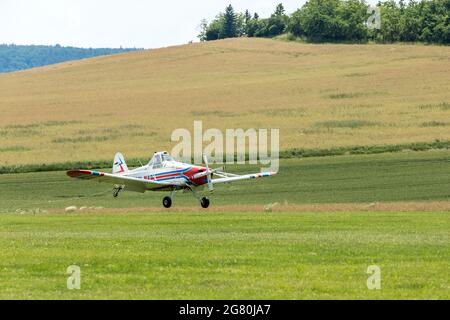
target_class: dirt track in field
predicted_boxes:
[50,201,450,214]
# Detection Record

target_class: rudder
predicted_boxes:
[113,152,129,174]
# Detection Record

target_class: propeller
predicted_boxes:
[203,154,214,193]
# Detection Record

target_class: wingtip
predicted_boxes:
[66,169,94,178]
[259,171,277,177]
[66,170,80,177]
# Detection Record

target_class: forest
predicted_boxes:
[0,44,140,73]
[199,0,450,44]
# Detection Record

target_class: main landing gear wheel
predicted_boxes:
[163,196,172,208]
[200,197,210,209]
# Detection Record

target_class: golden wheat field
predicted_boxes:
[0,38,449,166]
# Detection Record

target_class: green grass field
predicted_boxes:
[0,211,448,299]
[0,151,449,299]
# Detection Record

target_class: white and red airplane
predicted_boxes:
[67,151,277,208]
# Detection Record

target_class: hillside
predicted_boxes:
[0,38,449,166]
[0,44,141,73]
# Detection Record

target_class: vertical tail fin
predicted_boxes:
[113,152,129,174]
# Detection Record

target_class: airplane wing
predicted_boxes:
[211,171,277,185]
[66,169,180,192]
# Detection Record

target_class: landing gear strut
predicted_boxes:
[189,187,211,209]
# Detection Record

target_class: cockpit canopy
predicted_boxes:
[148,151,174,168]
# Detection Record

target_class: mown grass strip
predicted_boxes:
[281,140,450,158]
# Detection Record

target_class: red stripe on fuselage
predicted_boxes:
[154,172,184,179]
[149,167,207,186]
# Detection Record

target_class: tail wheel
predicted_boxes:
[200,197,210,209]
[113,185,122,198]
[162,196,172,208]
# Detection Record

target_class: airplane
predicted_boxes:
[66,151,277,208]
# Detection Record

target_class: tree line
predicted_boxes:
[198,0,449,44]
[0,44,141,73]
